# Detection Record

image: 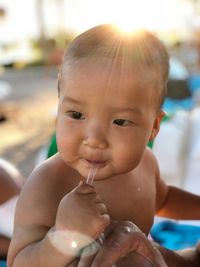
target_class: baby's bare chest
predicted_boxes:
[97,175,156,234]
[45,167,157,235]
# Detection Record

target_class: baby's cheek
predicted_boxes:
[118,145,143,170]
[57,138,73,154]
[115,149,134,170]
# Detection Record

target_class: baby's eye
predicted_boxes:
[67,111,85,120]
[113,119,130,126]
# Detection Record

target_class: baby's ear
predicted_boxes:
[149,110,165,141]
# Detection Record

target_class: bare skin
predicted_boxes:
[0,166,21,205]
[75,221,200,267]
[0,164,22,259]
[8,151,200,267]
[8,54,200,267]
[74,221,168,267]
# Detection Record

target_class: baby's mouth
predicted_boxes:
[86,159,107,167]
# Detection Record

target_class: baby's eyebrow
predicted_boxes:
[109,106,143,116]
[62,96,84,105]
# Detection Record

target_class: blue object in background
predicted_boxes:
[162,97,194,113]
[151,220,200,250]
[188,75,200,93]
[0,261,7,267]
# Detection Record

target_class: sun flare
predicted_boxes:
[79,0,178,34]
[109,0,161,32]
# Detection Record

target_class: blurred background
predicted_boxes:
[1,0,200,188]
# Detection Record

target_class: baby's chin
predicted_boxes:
[77,167,114,183]
[71,160,133,182]
[84,168,130,184]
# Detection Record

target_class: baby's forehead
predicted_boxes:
[61,57,160,84]
[60,59,162,104]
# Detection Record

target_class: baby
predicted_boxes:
[8,24,200,267]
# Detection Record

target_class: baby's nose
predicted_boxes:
[83,124,108,149]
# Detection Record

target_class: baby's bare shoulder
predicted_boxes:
[15,154,77,227]
[8,155,78,264]
[142,147,159,171]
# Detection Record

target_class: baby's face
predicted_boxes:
[56,60,163,180]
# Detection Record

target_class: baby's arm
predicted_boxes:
[8,163,109,267]
[147,149,200,220]
[156,183,200,220]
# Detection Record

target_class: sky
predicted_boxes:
[0,0,198,43]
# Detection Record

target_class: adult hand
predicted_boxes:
[77,221,167,267]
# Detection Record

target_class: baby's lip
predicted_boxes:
[86,159,107,166]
